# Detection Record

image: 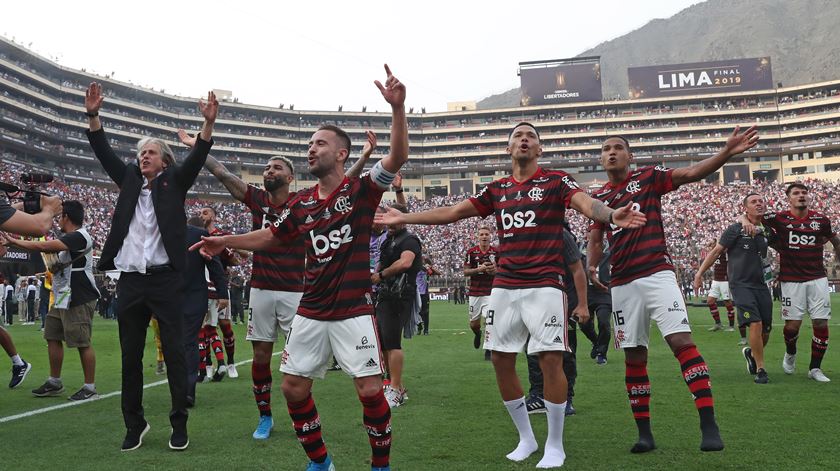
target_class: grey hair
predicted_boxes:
[268,155,295,176]
[136,137,176,168]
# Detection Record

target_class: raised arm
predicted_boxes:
[175,91,218,189]
[570,192,645,229]
[376,198,480,227]
[693,243,725,292]
[392,172,406,205]
[0,196,62,236]
[346,130,376,178]
[374,65,408,174]
[671,126,759,187]
[85,82,127,185]
[178,130,248,202]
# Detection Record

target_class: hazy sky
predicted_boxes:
[3,0,702,111]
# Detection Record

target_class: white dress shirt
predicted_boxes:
[114,175,170,273]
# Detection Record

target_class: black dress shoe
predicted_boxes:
[121,422,150,452]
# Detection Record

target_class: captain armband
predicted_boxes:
[369,161,396,190]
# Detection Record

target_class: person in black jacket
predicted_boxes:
[183,217,228,406]
[84,82,218,452]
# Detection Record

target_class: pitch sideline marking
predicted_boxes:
[0,352,281,424]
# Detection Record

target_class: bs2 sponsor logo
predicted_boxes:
[310,224,354,256]
[501,209,537,230]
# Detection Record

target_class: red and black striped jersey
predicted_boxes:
[243,186,305,292]
[762,210,836,282]
[591,165,678,287]
[700,249,728,282]
[464,245,498,297]
[270,174,385,320]
[469,167,582,290]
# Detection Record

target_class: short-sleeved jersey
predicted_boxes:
[464,245,498,297]
[762,210,836,282]
[591,165,678,287]
[243,186,305,292]
[719,223,771,289]
[469,167,582,289]
[270,174,386,320]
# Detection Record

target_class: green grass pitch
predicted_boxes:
[2,295,839,470]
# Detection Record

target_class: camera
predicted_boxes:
[0,172,54,214]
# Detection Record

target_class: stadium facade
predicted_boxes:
[2,36,839,201]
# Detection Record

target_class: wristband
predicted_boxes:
[608,211,614,225]
[85,111,99,118]
[378,271,385,279]
[394,189,404,194]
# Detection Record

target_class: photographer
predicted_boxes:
[372,203,422,409]
[0,190,60,390]
[1,200,100,400]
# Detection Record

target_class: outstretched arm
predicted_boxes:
[376,199,479,226]
[671,126,759,187]
[374,65,408,174]
[178,130,248,202]
[189,228,277,259]
[570,192,645,228]
[1,234,68,253]
[346,130,376,178]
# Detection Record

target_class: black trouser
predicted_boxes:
[527,322,578,399]
[117,271,187,434]
[376,296,413,350]
[231,297,244,323]
[182,290,209,400]
[580,302,612,357]
[418,293,430,333]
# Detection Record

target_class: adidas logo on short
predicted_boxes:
[364,358,378,368]
[681,318,689,325]
[553,336,562,343]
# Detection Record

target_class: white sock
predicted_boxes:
[84,383,96,391]
[503,397,538,461]
[48,376,62,385]
[11,354,24,366]
[537,400,566,468]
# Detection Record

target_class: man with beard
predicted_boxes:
[178,128,377,440]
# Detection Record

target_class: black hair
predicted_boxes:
[742,192,762,205]
[604,135,631,151]
[508,122,540,141]
[785,182,808,196]
[61,200,84,226]
[317,124,352,155]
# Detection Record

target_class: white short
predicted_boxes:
[203,299,231,327]
[781,278,831,321]
[484,287,569,355]
[708,280,731,301]
[280,314,384,379]
[246,288,303,342]
[611,270,692,349]
[468,296,490,322]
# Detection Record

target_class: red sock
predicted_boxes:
[360,389,392,468]
[783,326,799,355]
[675,344,714,414]
[288,394,328,463]
[205,325,225,364]
[198,328,208,372]
[252,361,272,416]
[725,303,735,326]
[708,301,721,324]
[810,325,829,370]
[625,361,651,422]
[220,322,235,364]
